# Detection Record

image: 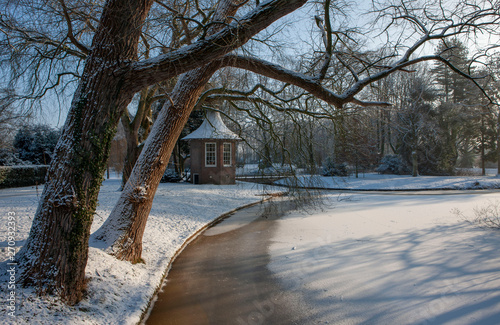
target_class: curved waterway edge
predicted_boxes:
[137,195,283,324]
[142,197,311,325]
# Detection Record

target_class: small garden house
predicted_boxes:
[182,110,240,185]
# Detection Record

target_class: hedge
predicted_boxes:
[0,165,48,189]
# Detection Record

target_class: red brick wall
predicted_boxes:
[188,139,237,185]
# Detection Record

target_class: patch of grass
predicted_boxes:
[453,200,500,229]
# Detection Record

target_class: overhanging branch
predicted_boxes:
[125,0,308,94]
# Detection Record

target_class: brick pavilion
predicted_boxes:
[182,110,240,185]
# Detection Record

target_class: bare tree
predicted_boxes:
[119,0,222,187]
[5,0,498,305]
[0,89,24,149]
[14,0,308,304]
[0,0,98,113]
[95,0,500,263]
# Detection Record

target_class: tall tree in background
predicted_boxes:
[486,54,500,174]
[473,63,500,175]
[120,83,170,188]
[0,89,22,150]
[431,39,480,172]
[394,70,439,175]
[432,39,472,103]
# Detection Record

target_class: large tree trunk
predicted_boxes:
[16,0,308,304]
[93,64,221,261]
[16,0,154,305]
[93,0,241,262]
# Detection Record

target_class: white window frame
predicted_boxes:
[223,142,232,167]
[205,142,216,167]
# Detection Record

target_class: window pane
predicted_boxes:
[223,143,231,166]
[205,143,216,166]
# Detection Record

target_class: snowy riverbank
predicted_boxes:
[277,172,500,190]
[1,175,500,324]
[0,179,274,325]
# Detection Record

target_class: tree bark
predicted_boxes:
[15,0,308,303]
[412,150,418,177]
[121,86,156,188]
[16,0,154,305]
[93,0,243,262]
[122,125,142,188]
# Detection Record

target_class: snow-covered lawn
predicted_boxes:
[269,191,500,324]
[278,172,500,190]
[0,179,272,325]
[1,174,500,324]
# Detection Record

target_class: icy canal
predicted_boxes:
[144,198,311,324]
[144,190,500,325]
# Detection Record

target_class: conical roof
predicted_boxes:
[182,110,240,140]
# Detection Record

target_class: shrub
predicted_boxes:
[322,157,349,176]
[0,165,48,188]
[453,201,500,229]
[455,168,482,176]
[13,124,60,165]
[160,169,182,183]
[376,155,409,175]
[0,148,25,166]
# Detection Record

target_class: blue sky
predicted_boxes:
[34,0,499,129]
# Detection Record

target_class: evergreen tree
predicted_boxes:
[13,124,60,165]
[431,38,479,171]
[394,71,442,175]
[432,39,472,103]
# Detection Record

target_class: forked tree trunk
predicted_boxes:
[93,0,241,262]
[16,0,154,305]
[15,0,308,304]
[94,62,227,261]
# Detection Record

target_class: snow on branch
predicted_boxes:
[125,0,308,94]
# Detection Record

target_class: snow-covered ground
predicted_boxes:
[268,191,500,324]
[278,171,500,190]
[0,179,273,325]
[1,174,500,324]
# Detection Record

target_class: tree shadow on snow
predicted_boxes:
[270,222,500,324]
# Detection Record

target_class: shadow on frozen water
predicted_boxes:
[270,220,500,324]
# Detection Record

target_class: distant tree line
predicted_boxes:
[236,39,500,177]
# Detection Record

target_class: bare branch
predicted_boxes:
[58,0,90,55]
[126,0,308,93]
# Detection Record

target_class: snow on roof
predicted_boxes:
[182,110,241,140]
